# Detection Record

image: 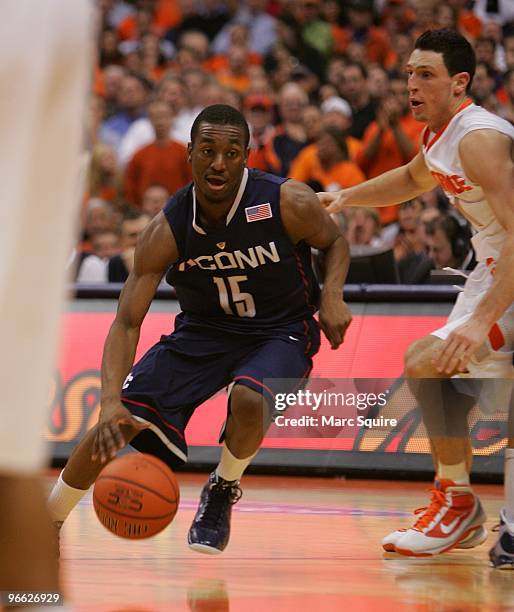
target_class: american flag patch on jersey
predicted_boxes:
[245,202,272,222]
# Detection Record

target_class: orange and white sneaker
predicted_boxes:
[383,479,487,557]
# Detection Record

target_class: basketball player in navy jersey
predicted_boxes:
[48,105,352,554]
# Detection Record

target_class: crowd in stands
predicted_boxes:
[76,0,514,284]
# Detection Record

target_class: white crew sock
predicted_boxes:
[504,448,514,524]
[215,443,256,482]
[437,461,470,485]
[47,470,89,522]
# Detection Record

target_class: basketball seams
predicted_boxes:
[96,474,178,505]
[92,494,174,521]
[142,455,180,500]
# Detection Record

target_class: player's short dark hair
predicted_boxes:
[415,29,476,93]
[191,104,250,148]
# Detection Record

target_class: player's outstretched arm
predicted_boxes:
[93,212,179,462]
[318,150,437,214]
[434,130,514,374]
[281,180,352,350]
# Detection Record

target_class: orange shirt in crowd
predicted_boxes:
[289,148,365,191]
[125,141,191,208]
[117,0,181,41]
[288,137,363,180]
[334,27,395,67]
[356,114,424,224]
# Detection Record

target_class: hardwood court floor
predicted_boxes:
[52,473,512,612]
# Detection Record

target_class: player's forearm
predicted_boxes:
[100,320,141,403]
[473,235,514,328]
[320,234,350,297]
[344,164,423,207]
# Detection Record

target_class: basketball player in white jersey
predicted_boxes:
[319,29,514,567]
[0,0,92,599]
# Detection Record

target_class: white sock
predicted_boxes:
[438,461,470,485]
[215,443,256,482]
[47,470,89,523]
[504,448,514,524]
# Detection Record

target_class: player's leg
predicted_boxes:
[188,319,320,554]
[383,334,486,556]
[0,0,92,596]
[187,384,266,555]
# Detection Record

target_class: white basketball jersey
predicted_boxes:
[421,100,514,262]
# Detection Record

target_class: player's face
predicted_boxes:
[406,49,469,130]
[188,123,248,204]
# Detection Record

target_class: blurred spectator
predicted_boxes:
[183,68,209,116]
[346,207,384,247]
[338,61,377,139]
[261,82,308,177]
[141,184,170,217]
[412,0,437,39]
[86,143,123,207]
[393,198,434,283]
[448,0,482,41]
[102,65,127,118]
[80,198,120,254]
[108,210,151,282]
[265,14,327,82]
[425,213,476,273]
[338,0,394,67]
[99,27,123,67]
[211,0,277,56]
[138,32,172,82]
[289,126,365,191]
[504,34,514,71]
[100,72,151,152]
[387,31,415,74]
[500,69,514,124]
[216,44,252,93]
[119,74,190,165]
[124,99,191,207]
[245,95,276,171]
[470,62,497,106]
[303,104,323,143]
[475,36,497,71]
[381,0,417,38]
[356,76,424,224]
[167,0,231,43]
[76,229,120,284]
[367,66,390,101]
[320,96,363,160]
[293,0,334,57]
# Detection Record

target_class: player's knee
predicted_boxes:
[404,338,433,378]
[230,384,267,428]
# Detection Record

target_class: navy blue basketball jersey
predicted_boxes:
[164,168,320,331]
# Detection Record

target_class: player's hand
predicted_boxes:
[318,295,352,350]
[92,401,149,463]
[432,318,491,375]
[317,190,349,214]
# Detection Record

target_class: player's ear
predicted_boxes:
[244,147,250,165]
[187,142,192,163]
[453,72,470,96]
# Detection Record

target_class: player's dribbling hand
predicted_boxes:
[317,191,348,214]
[432,318,490,374]
[319,297,353,350]
[92,402,150,463]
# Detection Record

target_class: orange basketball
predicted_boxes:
[93,453,179,539]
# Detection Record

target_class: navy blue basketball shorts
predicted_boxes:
[121,314,320,469]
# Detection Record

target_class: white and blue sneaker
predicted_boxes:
[489,508,514,569]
